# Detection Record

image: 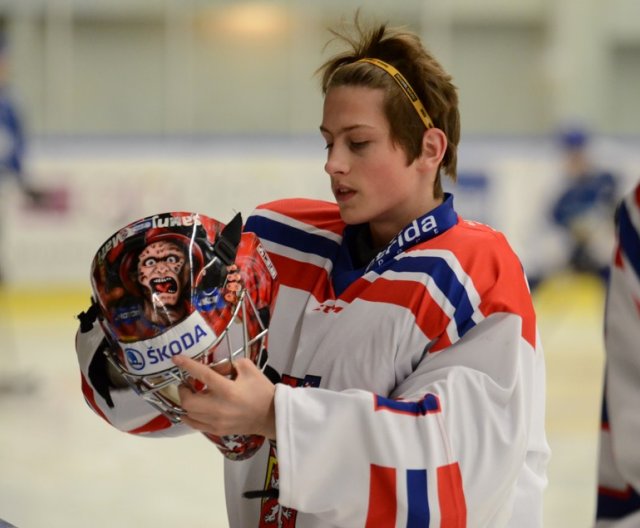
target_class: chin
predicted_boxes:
[336,203,365,225]
[337,210,365,226]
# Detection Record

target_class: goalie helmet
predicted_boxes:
[90,211,278,460]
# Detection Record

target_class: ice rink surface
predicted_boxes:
[0,272,605,527]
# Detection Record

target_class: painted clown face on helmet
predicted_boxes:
[137,240,189,324]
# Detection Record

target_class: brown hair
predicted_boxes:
[317,16,460,198]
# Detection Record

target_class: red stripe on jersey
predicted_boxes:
[365,464,397,528]
[340,277,450,344]
[480,283,536,348]
[598,485,633,499]
[255,198,345,236]
[128,414,173,435]
[269,252,333,302]
[80,373,109,423]
[437,463,467,527]
[634,184,640,208]
[429,333,453,353]
[614,244,623,268]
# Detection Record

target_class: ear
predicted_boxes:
[417,128,447,172]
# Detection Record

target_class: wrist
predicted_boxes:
[261,385,277,440]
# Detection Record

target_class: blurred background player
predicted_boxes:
[0,34,49,226]
[547,127,619,286]
[0,31,61,284]
[595,180,640,526]
[0,33,58,395]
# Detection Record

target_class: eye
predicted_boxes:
[166,255,179,264]
[349,141,369,151]
[324,142,333,151]
[143,257,157,266]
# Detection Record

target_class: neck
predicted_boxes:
[370,196,444,248]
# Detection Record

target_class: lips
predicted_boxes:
[333,185,356,203]
[151,276,177,294]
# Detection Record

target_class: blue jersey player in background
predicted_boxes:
[550,128,619,282]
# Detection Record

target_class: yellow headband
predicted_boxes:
[357,58,434,130]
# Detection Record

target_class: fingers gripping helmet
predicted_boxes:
[90,211,278,459]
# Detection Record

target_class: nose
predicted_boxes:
[324,146,348,177]
[155,260,172,272]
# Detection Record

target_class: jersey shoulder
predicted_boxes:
[250,198,343,235]
[244,198,345,274]
[431,218,517,262]
[414,217,537,347]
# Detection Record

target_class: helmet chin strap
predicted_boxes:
[199,212,243,290]
[77,301,101,332]
[214,212,243,266]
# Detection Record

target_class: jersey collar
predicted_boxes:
[365,193,458,273]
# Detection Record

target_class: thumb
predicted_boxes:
[233,357,259,379]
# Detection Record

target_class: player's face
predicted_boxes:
[137,241,188,308]
[321,85,438,247]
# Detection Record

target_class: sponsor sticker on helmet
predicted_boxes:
[118,311,217,375]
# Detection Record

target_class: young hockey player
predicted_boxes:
[596,181,640,527]
[77,15,550,527]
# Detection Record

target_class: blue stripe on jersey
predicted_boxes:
[618,201,640,280]
[406,469,430,527]
[600,388,609,427]
[245,214,340,261]
[393,255,477,338]
[375,394,441,415]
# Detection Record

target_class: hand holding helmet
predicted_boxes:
[174,355,277,441]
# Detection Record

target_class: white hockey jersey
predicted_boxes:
[77,195,550,527]
[596,182,640,527]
